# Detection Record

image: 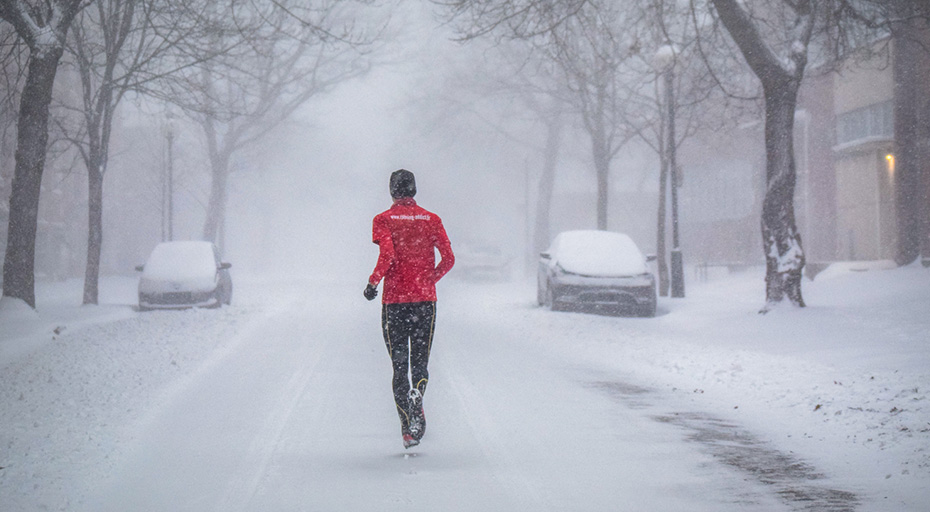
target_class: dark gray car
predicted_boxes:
[538,230,656,317]
[136,241,232,310]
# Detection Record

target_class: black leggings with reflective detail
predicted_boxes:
[381,301,436,434]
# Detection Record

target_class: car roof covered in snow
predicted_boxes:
[550,230,647,277]
[143,241,218,281]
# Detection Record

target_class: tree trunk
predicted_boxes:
[203,153,230,244]
[760,80,805,311]
[711,0,810,311]
[923,91,930,262]
[79,69,117,305]
[2,47,65,308]
[83,159,104,305]
[656,151,670,297]
[593,137,609,231]
[892,19,927,265]
[534,109,561,256]
[81,99,111,306]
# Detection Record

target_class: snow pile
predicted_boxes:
[0,296,41,336]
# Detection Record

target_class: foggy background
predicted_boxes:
[71,2,662,285]
[8,0,787,292]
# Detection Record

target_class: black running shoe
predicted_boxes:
[403,433,419,449]
[408,389,425,440]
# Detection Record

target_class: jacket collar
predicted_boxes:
[392,197,417,207]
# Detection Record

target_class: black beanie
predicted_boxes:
[390,169,416,199]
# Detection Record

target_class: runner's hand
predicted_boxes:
[363,283,378,301]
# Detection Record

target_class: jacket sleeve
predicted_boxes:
[432,217,455,282]
[369,215,394,286]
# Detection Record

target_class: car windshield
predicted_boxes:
[553,231,647,276]
[143,242,217,281]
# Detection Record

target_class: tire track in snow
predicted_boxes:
[214,302,336,512]
[440,363,549,509]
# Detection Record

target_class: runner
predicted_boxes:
[364,169,455,449]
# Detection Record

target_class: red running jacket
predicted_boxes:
[369,198,455,304]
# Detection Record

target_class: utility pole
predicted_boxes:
[164,113,175,241]
[657,44,685,298]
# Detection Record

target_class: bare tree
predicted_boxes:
[542,2,643,230]
[59,0,218,305]
[704,0,879,311]
[171,1,378,245]
[0,0,86,308]
[463,46,567,262]
[0,26,26,260]
[708,0,811,311]
[430,41,566,261]
[449,0,645,231]
[442,0,588,40]
[446,0,740,293]
[626,0,742,296]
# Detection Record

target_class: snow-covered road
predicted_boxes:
[85,281,786,512]
[2,265,928,511]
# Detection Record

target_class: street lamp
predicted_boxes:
[655,44,685,298]
[163,110,176,242]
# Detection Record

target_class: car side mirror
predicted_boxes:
[218,262,232,270]
[540,252,551,260]
[135,265,144,272]
[646,254,657,262]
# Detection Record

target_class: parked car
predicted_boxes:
[456,243,511,281]
[538,230,656,317]
[136,241,232,311]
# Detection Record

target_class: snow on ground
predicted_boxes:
[0,276,301,511]
[479,262,930,510]
[0,263,927,511]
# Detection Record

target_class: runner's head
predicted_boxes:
[390,169,416,199]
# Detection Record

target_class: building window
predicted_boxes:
[836,100,893,145]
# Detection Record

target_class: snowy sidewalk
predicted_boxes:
[461,262,929,511]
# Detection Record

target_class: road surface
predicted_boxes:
[75,279,854,511]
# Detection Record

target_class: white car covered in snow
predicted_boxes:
[538,230,656,317]
[136,241,232,311]
[456,243,511,281]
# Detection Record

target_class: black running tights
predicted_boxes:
[381,301,436,432]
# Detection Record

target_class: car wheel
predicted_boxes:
[209,288,224,308]
[546,284,562,312]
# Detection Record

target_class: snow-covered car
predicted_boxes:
[538,230,656,317]
[136,241,232,311]
[457,243,511,281]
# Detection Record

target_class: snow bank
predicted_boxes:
[0,276,297,511]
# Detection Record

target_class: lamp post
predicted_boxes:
[655,44,685,298]
[164,111,176,242]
